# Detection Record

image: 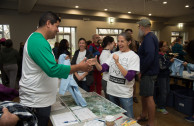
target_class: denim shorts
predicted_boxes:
[139,75,157,96]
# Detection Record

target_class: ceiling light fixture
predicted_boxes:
[148,13,152,16]
[108,17,114,24]
[104,9,108,11]
[128,11,131,14]
[75,6,79,8]
[163,1,167,4]
[178,23,183,29]
[185,5,189,8]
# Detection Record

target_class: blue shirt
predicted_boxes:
[138,32,159,76]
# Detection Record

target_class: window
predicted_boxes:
[48,26,76,55]
[96,28,123,42]
[151,30,159,39]
[171,31,187,43]
[0,24,10,39]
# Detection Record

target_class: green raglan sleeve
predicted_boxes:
[27,33,70,79]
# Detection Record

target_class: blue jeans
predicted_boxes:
[77,81,90,92]
[157,77,170,108]
[28,106,51,126]
[109,95,134,118]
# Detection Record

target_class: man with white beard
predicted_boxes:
[136,19,159,126]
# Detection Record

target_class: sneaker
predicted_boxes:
[185,116,194,122]
[157,108,168,114]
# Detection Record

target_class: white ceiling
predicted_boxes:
[36,0,194,18]
[1,0,194,23]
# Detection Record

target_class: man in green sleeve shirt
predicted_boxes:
[19,11,93,126]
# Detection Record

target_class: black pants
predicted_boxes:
[28,106,51,126]
[0,64,9,85]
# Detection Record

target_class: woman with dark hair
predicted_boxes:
[71,38,94,92]
[156,41,174,114]
[52,41,59,59]
[99,36,115,99]
[0,39,19,89]
[57,39,71,60]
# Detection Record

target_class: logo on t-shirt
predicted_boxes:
[109,75,126,84]
[110,57,129,75]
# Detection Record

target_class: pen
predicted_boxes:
[64,120,78,123]
[115,116,123,121]
[98,119,105,122]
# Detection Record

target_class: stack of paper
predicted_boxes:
[52,112,78,126]
[73,107,97,121]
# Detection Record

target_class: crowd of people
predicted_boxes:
[0,11,194,126]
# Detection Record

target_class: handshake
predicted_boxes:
[77,56,98,72]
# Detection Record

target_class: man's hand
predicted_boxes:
[183,62,188,67]
[0,108,19,126]
[78,57,93,72]
[86,56,98,66]
[170,58,174,62]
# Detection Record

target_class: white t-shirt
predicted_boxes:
[105,50,140,98]
[100,49,111,81]
[76,50,86,81]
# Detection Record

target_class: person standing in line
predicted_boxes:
[136,19,159,126]
[99,36,115,99]
[0,38,9,85]
[172,37,185,61]
[88,32,140,118]
[57,39,71,60]
[0,39,19,89]
[52,41,59,59]
[88,34,103,95]
[19,11,92,126]
[156,41,174,114]
[71,38,94,92]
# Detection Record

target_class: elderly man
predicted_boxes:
[137,19,159,126]
[88,34,103,95]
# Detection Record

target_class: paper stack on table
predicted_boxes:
[52,112,78,126]
[73,107,97,121]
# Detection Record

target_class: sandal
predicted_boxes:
[136,114,148,122]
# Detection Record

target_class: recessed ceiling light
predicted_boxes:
[148,13,152,16]
[75,6,79,8]
[185,5,189,8]
[128,11,131,14]
[104,9,108,11]
[163,1,167,4]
